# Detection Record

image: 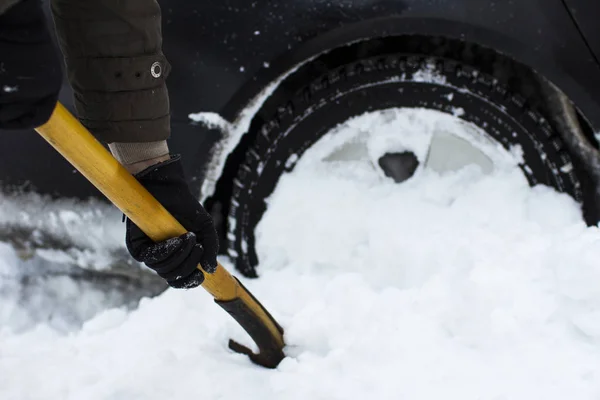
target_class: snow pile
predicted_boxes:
[0,194,164,335]
[2,109,600,399]
[0,192,125,270]
[0,242,164,335]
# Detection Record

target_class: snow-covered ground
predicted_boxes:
[2,109,600,399]
[0,243,156,335]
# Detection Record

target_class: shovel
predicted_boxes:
[34,102,285,369]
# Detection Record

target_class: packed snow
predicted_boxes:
[2,108,600,399]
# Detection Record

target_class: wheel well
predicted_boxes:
[205,34,599,251]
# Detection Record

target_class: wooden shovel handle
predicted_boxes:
[35,103,285,364]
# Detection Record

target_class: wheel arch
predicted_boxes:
[205,15,600,247]
[220,16,600,129]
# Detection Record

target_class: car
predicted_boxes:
[1,0,600,282]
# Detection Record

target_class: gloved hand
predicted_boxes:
[125,155,219,289]
[0,0,63,130]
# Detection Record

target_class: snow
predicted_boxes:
[2,108,600,399]
[2,85,18,93]
[0,243,151,335]
[309,108,519,173]
[0,191,125,270]
[411,61,447,84]
[187,111,229,131]
[451,106,465,117]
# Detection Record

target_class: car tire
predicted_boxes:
[227,53,595,277]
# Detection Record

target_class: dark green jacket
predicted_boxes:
[0,0,171,143]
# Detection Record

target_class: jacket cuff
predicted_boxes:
[108,140,169,165]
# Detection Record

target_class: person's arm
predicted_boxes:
[50,0,219,288]
[50,0,172,173]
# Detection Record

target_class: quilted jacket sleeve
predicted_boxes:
[50,0,172,143]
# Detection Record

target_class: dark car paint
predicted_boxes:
[210,0,600,126]
[563,0,600,65]
[1,0,599,201]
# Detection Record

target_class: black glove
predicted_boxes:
[0,0,63,130]
[125,155,219,289]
